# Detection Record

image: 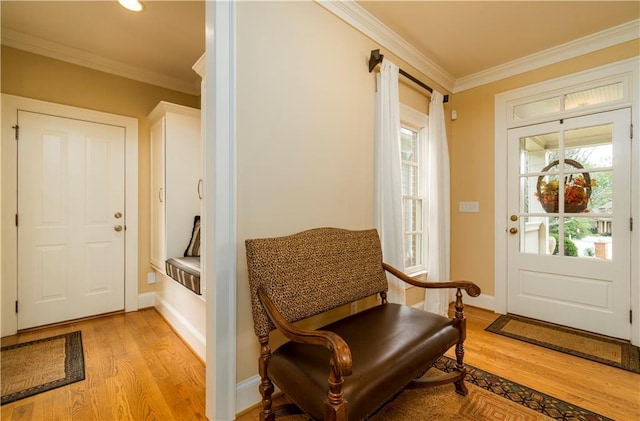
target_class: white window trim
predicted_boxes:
[400,104,429,277]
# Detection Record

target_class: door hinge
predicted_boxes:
[15,301,18,314]
[12,125,19,140]
[631,309,633,324]
[15,214,18,227]
[631,217,634,232]
[631,123,634,140]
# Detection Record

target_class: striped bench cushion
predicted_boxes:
[165,257,201,295]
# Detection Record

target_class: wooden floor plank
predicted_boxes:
[2,306,638,420]
[1,308,205,421]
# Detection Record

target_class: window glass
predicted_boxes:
[565,83,623,111]
[514,97,562,120]
[401,125,425,272]
[512,81,625,121]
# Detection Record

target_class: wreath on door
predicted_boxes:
[535,159,593,213]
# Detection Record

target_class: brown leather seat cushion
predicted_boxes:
[269,303,460,420]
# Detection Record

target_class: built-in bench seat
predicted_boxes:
[165,256,201,295]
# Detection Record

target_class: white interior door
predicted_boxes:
[507,109,631,339]
[17,111,126,329]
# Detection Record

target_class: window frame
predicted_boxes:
[400,104,429,276]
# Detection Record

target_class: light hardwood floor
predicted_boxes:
[2,306,639,420]
[1,308,206,421]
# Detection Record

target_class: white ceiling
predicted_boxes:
[1,1,638,95]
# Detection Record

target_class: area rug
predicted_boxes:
[1,331,85,405]
[279,356,610,420]
[486,314,640,374]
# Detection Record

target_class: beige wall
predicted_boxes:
[449,40,640,296]
[1,46,200,294]
[235,1,449,381]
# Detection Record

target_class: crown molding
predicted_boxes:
[316,1,638,95]
[1,28,201,96]
[454,19,640,93]
[316,0,456,93]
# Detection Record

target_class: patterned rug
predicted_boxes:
[277,356,610,420]
[486,314,640,374]
[1,331,85,405]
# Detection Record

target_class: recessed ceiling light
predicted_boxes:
[118,0,145,12]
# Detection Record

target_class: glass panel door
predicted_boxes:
[506,109,631,339]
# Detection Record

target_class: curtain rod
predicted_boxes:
[368,49,449,103]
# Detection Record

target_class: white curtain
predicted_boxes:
[423,91,451,316]
[374,60,405,305]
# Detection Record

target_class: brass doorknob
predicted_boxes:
[509,227,518,234]
[114,225,123,232]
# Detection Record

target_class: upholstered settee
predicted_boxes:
[245,227,480,421]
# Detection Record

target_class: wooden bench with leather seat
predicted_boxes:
[245,227,480,421]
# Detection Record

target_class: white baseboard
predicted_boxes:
[154,293,206,361]
[137,292,155,309]
[465,293,495,311]
[411,293,495,312]
[236,374,280,414]
[236,375,261,414]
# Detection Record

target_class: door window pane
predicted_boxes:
[588,170,613,214]
[562,217,612,260]
[519,216,556,255]
[519,132,559,173]
[560,124,613,170]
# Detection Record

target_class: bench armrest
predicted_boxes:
[383,263,481,297]
[257,289,353,376]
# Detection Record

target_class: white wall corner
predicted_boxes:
[138,292,155,309]
[155,293,206,361]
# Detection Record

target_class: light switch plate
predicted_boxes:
[147,271,157,284]
[459,201,480,212]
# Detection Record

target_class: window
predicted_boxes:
[510,77,629,124]
[400,104,428,275]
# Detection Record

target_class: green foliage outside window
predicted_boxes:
[549,233,578,257]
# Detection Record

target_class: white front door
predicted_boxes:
[507,109,631,339]
[17,111,126,329]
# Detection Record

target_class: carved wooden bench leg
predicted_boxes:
[453,289,469,397]
[259,335,276,421]
[323,359,348,421]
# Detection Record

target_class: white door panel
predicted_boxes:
[17,111,125,329]
[507,109,631,339]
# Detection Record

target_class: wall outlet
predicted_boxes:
[459,201,480,213]
[147,272,157,284]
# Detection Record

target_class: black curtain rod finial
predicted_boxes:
[369,48,449,103]
[368,49,384,72]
